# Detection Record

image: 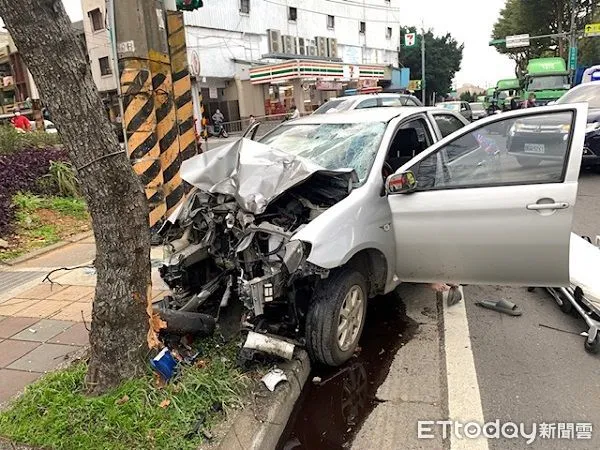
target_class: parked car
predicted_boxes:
[557,81,599,169]
[469,102,488,120]
[313,93,423,115]
[437,101,473,121]
[157,104,587,367]
[508,82,599,170]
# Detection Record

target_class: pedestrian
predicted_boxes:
[11,110,31,132]
[248,114,256,125]
[290,105,300,120]
[523,93,537,109]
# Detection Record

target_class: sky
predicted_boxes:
[60,0,515,89]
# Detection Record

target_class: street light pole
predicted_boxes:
[568,0,578,80]
[421,21,426,105]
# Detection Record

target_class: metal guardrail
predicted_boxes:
[220,113,290,135]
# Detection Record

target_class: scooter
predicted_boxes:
[208,121,229,138]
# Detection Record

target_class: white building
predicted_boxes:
[81,0,119,120]
[80,0,401,124]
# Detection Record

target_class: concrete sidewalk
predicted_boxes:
[0,238,168,404]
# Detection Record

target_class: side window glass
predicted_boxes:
[406,99,418,106]
[434,114,466,138]
[381,97,403,107]
[413,111,574,190]
[356,98,378,109]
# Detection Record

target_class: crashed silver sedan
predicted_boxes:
[157,105,588,366]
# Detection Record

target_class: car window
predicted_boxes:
[313,99,353,114]
[433,114,466,138]
[356,98,379,109]
[380,97,404,107]
[411,111,574,191]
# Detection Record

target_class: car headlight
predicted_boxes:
[586,122,600,134]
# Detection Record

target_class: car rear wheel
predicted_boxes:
[516,156,542,168]
[306,268,368,366]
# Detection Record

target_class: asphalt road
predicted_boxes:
[466,171,600,449]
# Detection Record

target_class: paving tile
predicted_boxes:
[0,340,40,368]
[17,283,67,300]
[0,316,40,338]
[0,369,41,403]
[0,298,40,316]
[152,290,169,300]
[14,300,73,319]
[47,285,95,302]
[48,323,89,346]
[0,315,7,322]
[51,267,97,287]
[75,293,94,303]
[50,302,92,322]
[8,343,75,373]
[10,319,74,342]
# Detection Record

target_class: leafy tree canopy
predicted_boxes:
[399,26,464,101]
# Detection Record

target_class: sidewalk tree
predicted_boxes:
[400,26,463,99]
[0,1,155,394]
[492,0,598,75]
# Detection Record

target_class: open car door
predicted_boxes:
[387,103,588,286]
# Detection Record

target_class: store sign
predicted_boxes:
[316,81,342,91]
[408,80,422,90]
[358,79,378,88]
[342,65,361,80]
[209,87,218,99]
[584,23,600,37]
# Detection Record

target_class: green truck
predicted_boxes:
[484,88,496,109]
[523,57,570,105]
[495,78,521,110]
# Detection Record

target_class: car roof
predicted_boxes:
[439,101,461,104]
[327,93,414,102]
[287,106,442,124]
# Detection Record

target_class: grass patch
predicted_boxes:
[0,193,90,261]
[0,342,249,450]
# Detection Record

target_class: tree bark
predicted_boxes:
[0,1,153,394]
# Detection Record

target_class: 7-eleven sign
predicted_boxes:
[404,33,416,47]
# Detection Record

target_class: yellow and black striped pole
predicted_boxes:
[166,11,198,161]
[120,58,166,229]
[148,50,184,219]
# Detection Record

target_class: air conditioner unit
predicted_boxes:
[282,35,297,54]
[306,39,317,56]
[327,38,338,58]
[315,36,328,57]
[297,37,306,56]
[267,29,282,53]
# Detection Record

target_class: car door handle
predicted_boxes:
[526,202,569,211]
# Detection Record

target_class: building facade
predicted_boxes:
[81,0,119,121]
[184,0,401,121]
[80,0,401,125]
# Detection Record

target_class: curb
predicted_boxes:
[217,350,311,450]
[1,231,94,267]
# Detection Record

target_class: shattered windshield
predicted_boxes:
[259,122,386,181]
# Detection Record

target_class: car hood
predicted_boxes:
[177,138,357,216]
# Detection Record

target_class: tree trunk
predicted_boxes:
[0,1,153,394]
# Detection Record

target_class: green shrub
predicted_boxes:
[41,160,80,198]
[0,126,60,154]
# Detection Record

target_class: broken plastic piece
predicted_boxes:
[151,348,178,381]
[243,331,295,360]
[475,299,522,316]
[261,368,288,392]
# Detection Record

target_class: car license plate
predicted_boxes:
[524,143,545,154]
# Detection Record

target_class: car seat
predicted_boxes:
[386,128,423,171]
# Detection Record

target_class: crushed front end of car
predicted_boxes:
[155,138,356,357]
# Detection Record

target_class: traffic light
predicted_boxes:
[176,0,203,11]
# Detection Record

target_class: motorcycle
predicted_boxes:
[208,121,229,138]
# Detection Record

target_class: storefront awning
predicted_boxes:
[249,60,387,84]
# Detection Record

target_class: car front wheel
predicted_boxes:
[306,268,368,366]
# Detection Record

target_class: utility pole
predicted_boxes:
[421,21,426,105]
[568,0,578,81]
[114,0,185,231]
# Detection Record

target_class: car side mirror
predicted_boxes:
[386,171,417,195]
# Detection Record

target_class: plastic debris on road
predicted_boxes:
[261,368,288,392]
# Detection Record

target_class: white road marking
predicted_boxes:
[444,294,489,450]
